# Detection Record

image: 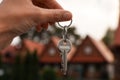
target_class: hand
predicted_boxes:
[0,0,72,49]
[32,0,71,31]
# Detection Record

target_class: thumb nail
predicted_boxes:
[63,11,72,20]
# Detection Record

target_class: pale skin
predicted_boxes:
[0,0,72,50]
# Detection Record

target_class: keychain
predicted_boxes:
[57,20,72,75]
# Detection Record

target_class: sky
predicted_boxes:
[0,0,119,45]
[57,0,119,40]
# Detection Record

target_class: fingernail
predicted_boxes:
[63,12,72,20]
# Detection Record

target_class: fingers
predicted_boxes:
[44,0,63,9]
[31,0,72,32]
[32,0,63,9]
[36,23,48,32]
[32,0,48,8]
[40,9,72,23]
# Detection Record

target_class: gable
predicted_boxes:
[23,39,45,55]
[40,36,76,64]
[40,40,62,64]
[71,36,108,63]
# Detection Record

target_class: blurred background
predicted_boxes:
[0,0,120,80]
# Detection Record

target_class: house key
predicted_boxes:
[57,20,72,75]
[58,39,72,75]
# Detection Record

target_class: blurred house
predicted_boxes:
[40,37,76,64]
[0,39,45,63]
[0,36,115,80]
[39,37,76,77]
[111,12,120,80]
[70,36,114,80]
[20,39,45,57]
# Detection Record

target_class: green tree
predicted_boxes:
[43,67,57,80]
[48,25,81,46]
[0,54,4,80]
[12,54,23,80]
[20,25,81,46]
[0,54,10,80]
[12,50,40,80]
[102,28,115,46]
[22,50,40,80]
[20,28,50,43]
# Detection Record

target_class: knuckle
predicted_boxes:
[52,12,61,21]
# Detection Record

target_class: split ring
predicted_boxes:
[57,19,72,28]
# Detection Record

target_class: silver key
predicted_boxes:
[58,39,72,54]
[57,20,72,75]
[57,39,72,75]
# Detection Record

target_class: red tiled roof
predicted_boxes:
[23,39,45,56]
[89,36,114,63]
[0,39,45,63]
[71,35,114,63]
[40,36,76,63]
[40,37,61,63]
[51,37,59,46]
[1,36,114,64]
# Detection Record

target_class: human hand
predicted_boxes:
[0,0,72,49]
[32,0,71,31]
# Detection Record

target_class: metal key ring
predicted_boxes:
[57,19,72,28]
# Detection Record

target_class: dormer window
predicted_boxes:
[84,45,92,55]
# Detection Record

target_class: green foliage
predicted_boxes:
[43,67,57,80]
[102,28,115,46]
[49,25,81,46]
[0,54,3,80]
[12,54,22,80]
[0,50,66,80]
[23,50,40,80]
[0,54,10,80]
[20,25,81,46]
[12,50,40,80]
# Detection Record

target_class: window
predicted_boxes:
[49,48,55,56]
[84,45,92,55]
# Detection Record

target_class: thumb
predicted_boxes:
[40,9,72,23]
